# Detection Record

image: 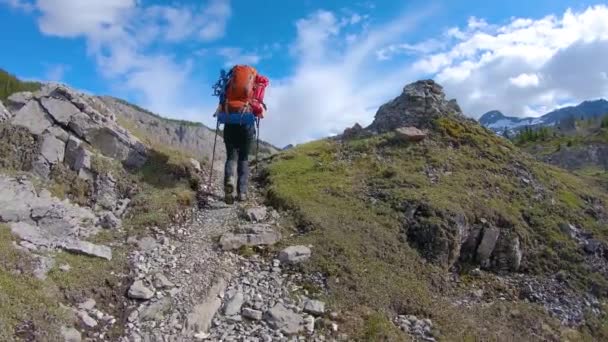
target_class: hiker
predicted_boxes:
[213,65,269,204]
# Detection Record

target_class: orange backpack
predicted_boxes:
[224,65,257,113]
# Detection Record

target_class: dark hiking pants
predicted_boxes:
[223,123,255,195]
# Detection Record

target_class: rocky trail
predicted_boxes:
[120,184,333,342]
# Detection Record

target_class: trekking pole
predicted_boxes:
[207,118,220,195]
[255,117,261,173]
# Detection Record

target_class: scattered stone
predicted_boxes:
[153,273,175,289]
[59,264,72,272]
[584,240,602,254]
[77,310,98,328]
[139,297,172,321]
[219,230,281,250]
[60,326,81,342]
[78,298,96,311]
[304,316,315,333]
[264,304,304,335]
[303,299,326,316]
[278,246,312,264]
[193,332,210,340]
[395,315,435,342]
[99,211,121,229]
[395,126,427,142]
[242,308,263,321]
[137,237,159,251]
[189,158,202,172]
[128,310,139,323]
[128,280,155,300]
[32,254,55,280]
[245,206,268,222]
[223,291,244,316]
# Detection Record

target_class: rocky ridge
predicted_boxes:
[6,84,148,179]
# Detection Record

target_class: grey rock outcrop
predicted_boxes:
[99,96,225,171]
[405,203,522,273]
[368,80,465,133]
[0,175,111,259]
[0,100,11,122]
[9,84,148,176]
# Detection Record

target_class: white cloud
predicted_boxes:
[262,8,432,146]
[509,73,540,88]
[17,0,232,120]
[376,39,444,60]
[411,5,608,118]
[217,47,262,67]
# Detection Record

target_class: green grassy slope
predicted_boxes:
[0,68,41,101]
[262,117,608,340]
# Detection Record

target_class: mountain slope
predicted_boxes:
[480,99,608,134]
[262,80,608,340]
[100,96,279,170]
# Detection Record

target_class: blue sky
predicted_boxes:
[1,0,607,146]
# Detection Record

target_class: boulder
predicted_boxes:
[40,97,81,125]
[39,133,66,164]
[219,226,281,250]
[128,280,155,300]
[395,126,427,142]
[11,100,53,135]
[95,174,118,210]
[264,304,304,335]
[64,136,92,173]
[6,91,33,112]
[476,228,500,268]
[59,239,112,260]
[278,246,312,264]
[0,100,10,122]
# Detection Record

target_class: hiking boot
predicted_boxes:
[237,192,248,202]
[224,183,235,204]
